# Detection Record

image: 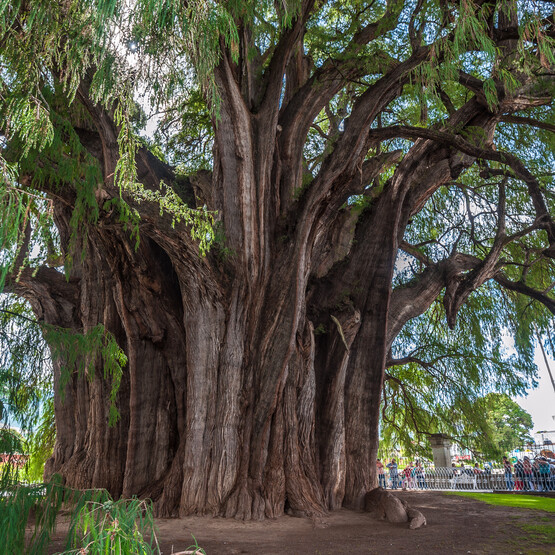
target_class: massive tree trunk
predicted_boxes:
[7,1,553,521]
[33,105,463,517]
[32,65,407,518]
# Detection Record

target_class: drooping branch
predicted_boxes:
[387,235,555,346]
[387,253,476,347]
[366,124,555,244]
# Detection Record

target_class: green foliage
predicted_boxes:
[112,94,216,252]
[0,477,169,554]
[64,496,160,554]
[0,477,66,555]
[482,393,533,455]
[155,88,214,173]
[0,0,222,262]
[0,300,126,458]
[0,300,52,435]
[382,280,538,459]
[25,398,55,484]
[45,323,127,427]
[0,176,55,292]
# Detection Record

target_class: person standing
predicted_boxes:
[414,460,427,489]
[538,457,550,491]
[376,459,386,488]
[533,460,541,490]
[387,459,399,489]
[473,463,483,489]
[502,456,514,491]
[484,464,492,489]
[514,459,524,491]
[523,456,533,491]
[403,462,414,490]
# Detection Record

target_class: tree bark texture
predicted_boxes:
[10,6,553,520]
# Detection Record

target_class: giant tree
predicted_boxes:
[1,0,555,519]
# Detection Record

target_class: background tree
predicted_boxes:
[1,0,555,520]
[483,393,534,455]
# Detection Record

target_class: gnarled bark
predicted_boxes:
[5,0,552,521]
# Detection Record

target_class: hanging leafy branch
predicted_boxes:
[0,301,127,432]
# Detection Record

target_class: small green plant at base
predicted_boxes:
[0,473,204,555]
[0,479,65,555]
[171,534,206,555]
[62,496,160,555]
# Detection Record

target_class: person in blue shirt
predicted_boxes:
[387,459,399,489]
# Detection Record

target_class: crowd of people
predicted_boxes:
[376,455,555,491]
[376,459,427,490]
[501,455,555,491]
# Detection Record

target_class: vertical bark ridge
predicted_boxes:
[206,285,247,511]
[180,291,225,514]
[315,308,361,509]
[341,192,405,509]
[282,320,326,517]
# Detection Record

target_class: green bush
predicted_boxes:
[0,475,177,554]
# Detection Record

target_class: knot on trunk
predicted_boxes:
[364,487,426,529]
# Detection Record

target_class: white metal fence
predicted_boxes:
[379,444,555,492]
[382,468,502,491]
[382,466,555,491]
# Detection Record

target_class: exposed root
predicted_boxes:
[364,487,426,529]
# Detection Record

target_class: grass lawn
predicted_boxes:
[446,492,555,513]
[447,492,555,551]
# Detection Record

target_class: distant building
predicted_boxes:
[534,430,555,445]
[450,442,472,462]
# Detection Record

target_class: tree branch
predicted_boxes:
[259,0,316,115]
[500,115,555,134]
[4,266,80,328]
[277,0,405,211]
[443,180,507,327]
[494,274,555,315]
[367,124,555,244]
[387,252,476,347]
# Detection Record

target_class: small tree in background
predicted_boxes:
[483,393,534,455]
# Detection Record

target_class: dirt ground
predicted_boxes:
[45,491,555,554]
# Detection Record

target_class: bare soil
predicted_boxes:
[45,491,555,554]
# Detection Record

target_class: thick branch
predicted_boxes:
[367,124,555,243]
[387,253,476,347]
[277,0,405,211]
[494,274,555,315]
[388,240,555,348]
[4,266,80,328]
[259,0,316,115]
